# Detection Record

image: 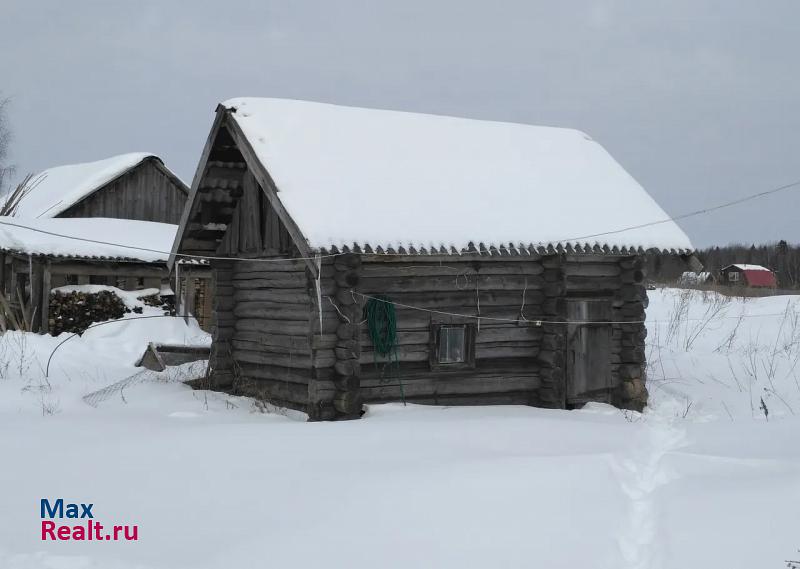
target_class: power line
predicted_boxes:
[41,303,800,380]
[552,178,800,244]
[352,290,797,326]
[0,217,339,263]
[1,176,800,263]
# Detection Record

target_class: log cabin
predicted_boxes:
[170,98,694,420]
[1,154,211,331]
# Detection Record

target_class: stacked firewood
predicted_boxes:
[48,290,171,335]
[140,292,175,316]
[157,293,176,316]
[49,290,128,335]
[139,293,163,307]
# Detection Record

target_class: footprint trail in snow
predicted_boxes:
[613,406,688,569]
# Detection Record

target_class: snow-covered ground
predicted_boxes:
[647,287,800,420]
[0,288,798,568]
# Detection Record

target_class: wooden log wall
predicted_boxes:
[611,257,648,410]
[215,170,294,258]
[355,256,546,406]
[201,248,649,417]
[208,261,234,389]
[226,258,330,413]
[537,255,566,407]
[197,157,334,413]
[561,254,648,409]
[325,254,363,419]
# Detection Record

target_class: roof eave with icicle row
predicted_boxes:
[314,241,691,257]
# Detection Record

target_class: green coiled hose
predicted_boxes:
[364,294,405,404]
[364,295,397,357]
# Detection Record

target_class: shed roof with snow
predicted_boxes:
[727,264,772,272]
[12,153,188,224]
[0,216,176,262]
[172,98,693,261]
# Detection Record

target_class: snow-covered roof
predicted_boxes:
[726,264,773,272]
[221,97,693,254]
[13,153,160,218]
[0,216,175,262]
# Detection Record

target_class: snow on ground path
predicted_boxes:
[1,288,799,567]
[657,418,800,568]
[0,402,635,569]
[612,406,688,569]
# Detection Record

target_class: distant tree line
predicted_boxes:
[695,241,800,289]
[643,241,800,289]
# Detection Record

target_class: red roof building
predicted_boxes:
[720,264,777,288]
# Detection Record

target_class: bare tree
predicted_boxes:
[0,173,44,216]
[0,94,14,195]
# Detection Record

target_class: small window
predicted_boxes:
[439,326,466,363]
[729,272,739,282]
[431,323,475,369]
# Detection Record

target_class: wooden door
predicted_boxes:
[566,299,612,404]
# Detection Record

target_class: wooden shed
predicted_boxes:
[11,152,188,223]
[171,98,693,420]
[1,153,213,332]
[0,217,174,332]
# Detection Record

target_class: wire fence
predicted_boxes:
[82,359,208,407]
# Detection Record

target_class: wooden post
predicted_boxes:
[174,263,182,318]
[184,276,195,324]
[7,255,16,311]
[200,277,213,331]
[0,253,5,298]
[40,261,51,334]
[328,254,362,419]
[30,260,44,333]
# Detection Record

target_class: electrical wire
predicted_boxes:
[352,291,797,326]
[40,298,798,380]
[0,217,338,263]
[44,313,192,377]
[1,176,799,264]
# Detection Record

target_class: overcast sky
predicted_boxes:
[1,1,798,247]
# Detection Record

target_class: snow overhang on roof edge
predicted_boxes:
[312,242,693,256]
[0,248,172,263]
